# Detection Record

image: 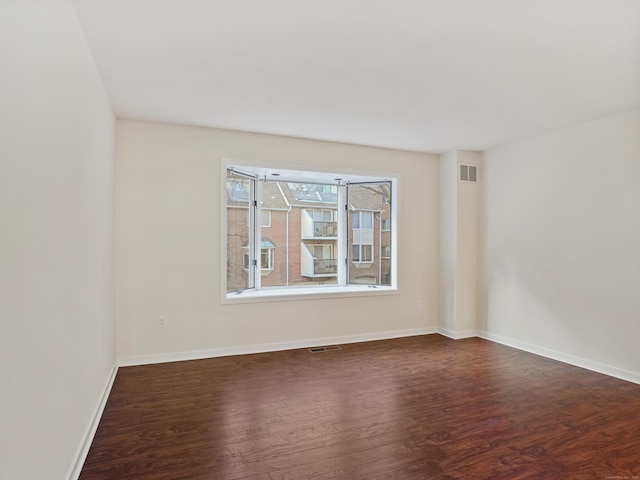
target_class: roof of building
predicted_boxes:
[227,177,391,213]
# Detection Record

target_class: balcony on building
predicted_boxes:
[301,209,338,239]
[301,243,338,278]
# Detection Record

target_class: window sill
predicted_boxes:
[223,284,398,305]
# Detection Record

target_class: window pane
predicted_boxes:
[261,249,271,269]
[227,170,253,292]
[287,182,338,204]
[362,212,373,229]
[259,182,338,287]
[347,182,392,285]
[261,210,270,227]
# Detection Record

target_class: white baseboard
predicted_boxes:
[478,331,640,385]
[66,363,118,480]
[437,327,479,340]
[118,327,438,367]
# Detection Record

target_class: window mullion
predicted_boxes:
[253,180,263,290]
[337,184,347,286]
[245,174,256,289]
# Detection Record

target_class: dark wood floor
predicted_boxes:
[80,335,640,480]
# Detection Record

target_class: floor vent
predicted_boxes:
[308,345,342,353]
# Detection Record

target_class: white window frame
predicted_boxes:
[222,159,399,304]
[381,245,391,259]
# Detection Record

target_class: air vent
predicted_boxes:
[459,165,477,183]
[308,345,342,353]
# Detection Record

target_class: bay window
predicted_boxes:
[224,163,397,300]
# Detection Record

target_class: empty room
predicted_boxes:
[2,0,639,479]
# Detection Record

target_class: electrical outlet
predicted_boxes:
[158,316,166,328]
[417,300,424,310]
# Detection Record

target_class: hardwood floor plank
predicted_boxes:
[80,335,640,479]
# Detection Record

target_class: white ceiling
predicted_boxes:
[73,0,640,153]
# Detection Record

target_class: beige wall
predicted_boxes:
[455,151,481,335]
[115,120,439,364]
[438,151,458,334]
[0,1,115,479]
[480,109,640,382]
[438,150,481,338]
